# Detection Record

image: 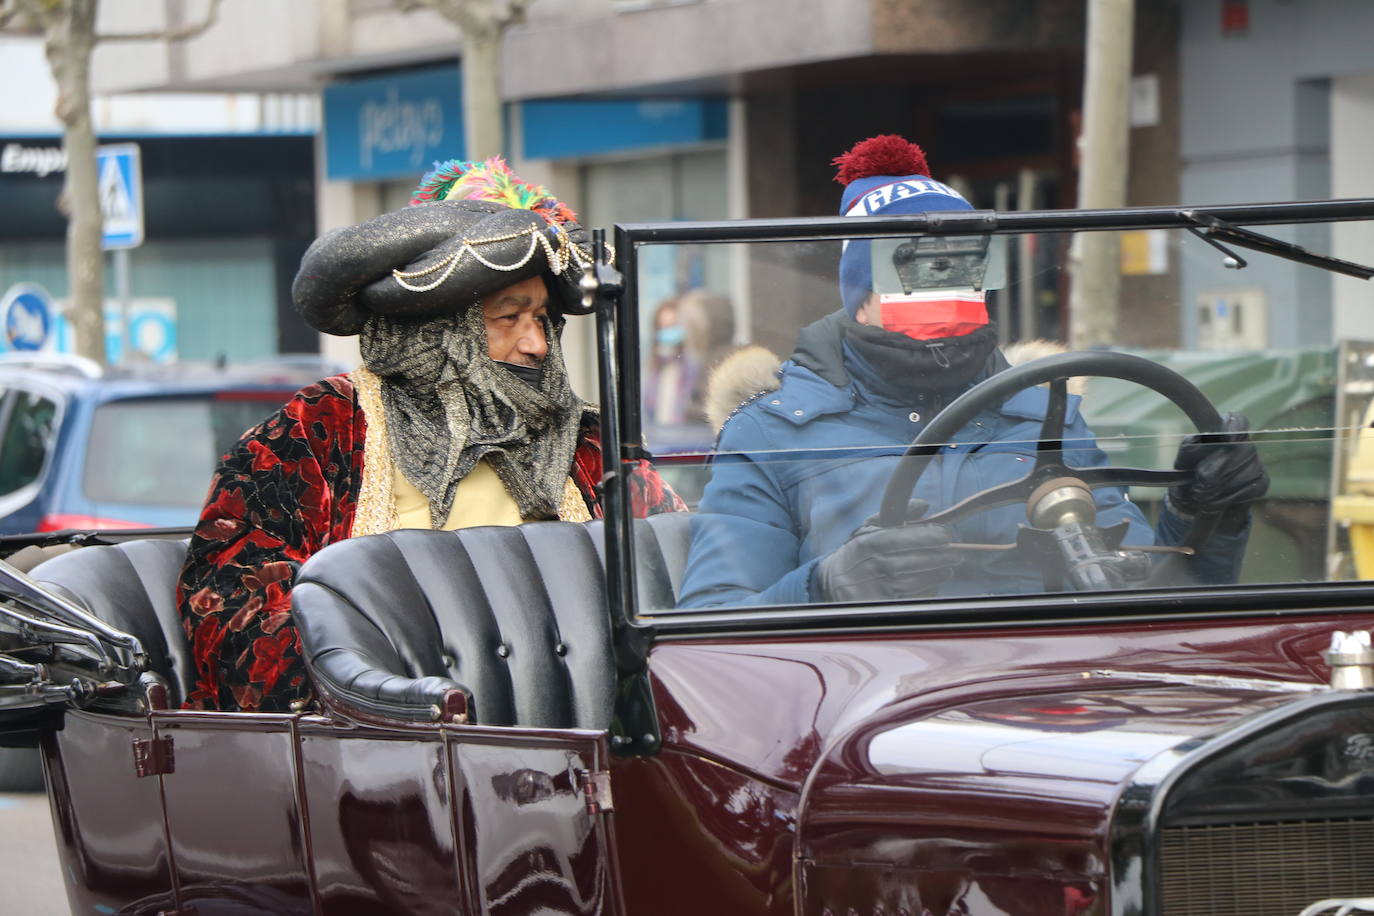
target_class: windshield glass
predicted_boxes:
[83,395,283,509]
[632,215,1374,613]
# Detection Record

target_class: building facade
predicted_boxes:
[1178,0,1374,349]
[0,34,319,364]
[86,0,1102,386]
[84,0,1374,377]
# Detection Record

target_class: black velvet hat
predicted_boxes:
[292,159,594,336]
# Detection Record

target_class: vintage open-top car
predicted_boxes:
[4,198,1374,915]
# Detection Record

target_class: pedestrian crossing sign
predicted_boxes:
[98,143,143,250]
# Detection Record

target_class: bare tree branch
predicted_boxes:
[389,0,531,160]
[398,0,479,34]
[98,0,223,43]
[394,0,529,36]
[0,0,41,32]
[506,0,532,28]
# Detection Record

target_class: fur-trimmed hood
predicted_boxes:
[704,346,784,432]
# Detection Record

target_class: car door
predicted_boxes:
[289,718,620,915]
[287,521,628,914]
[444,727,620,915]
[137,708,621,914]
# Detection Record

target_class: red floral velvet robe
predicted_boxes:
[176,374,684,713]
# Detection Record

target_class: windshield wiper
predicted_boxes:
[1182,209,1374,280]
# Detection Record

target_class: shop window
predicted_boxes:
[934,96,1056,168]
[582,148,731,316]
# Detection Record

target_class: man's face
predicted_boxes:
[481,276,550,366]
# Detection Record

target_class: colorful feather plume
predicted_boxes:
[409,156,578,227]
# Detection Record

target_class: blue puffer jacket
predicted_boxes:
[677,315,1243,609]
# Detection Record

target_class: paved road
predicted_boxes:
[0,791,69,915]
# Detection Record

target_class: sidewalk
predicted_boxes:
[0,792,69,915]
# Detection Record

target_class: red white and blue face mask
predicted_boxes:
[862,234,999,339]
[874,290,989,340]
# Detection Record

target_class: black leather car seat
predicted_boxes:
[28,538,194,707]
[17,512,693,726]
[292,512,692,730]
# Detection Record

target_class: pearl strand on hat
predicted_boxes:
[390,223,597,293]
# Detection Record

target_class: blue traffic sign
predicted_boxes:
[97,143,144,250]
[129,310,177,364]
[0,283,55,351]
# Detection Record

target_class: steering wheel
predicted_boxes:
[877,351,1226,582]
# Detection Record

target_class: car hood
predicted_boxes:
[646,615,1348,790]
[646,614,1374,914]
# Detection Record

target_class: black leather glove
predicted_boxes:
[1168,412,1269,527]
[812,500,960,602]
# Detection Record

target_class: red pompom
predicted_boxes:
[832,135,930,185]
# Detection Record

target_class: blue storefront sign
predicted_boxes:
[324,63,726,178]
[323,65,464,181]
[521,98,727,160]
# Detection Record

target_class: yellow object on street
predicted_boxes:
[1335,400,1374,578]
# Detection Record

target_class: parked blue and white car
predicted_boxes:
[0,353,340,536]
[0,352,344,789]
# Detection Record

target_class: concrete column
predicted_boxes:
[1332,73,1374,344]
[551,151,599,403]
[313,133,383,367]
[727,96,751,345]
[509,112,598,402]
[317,0,351,59]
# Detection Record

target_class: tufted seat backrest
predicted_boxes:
[28,539,194,707]
[292,512,692,730]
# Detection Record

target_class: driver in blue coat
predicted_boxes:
[676,136,1268,609]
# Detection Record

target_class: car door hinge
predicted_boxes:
[582,769,614,814]
[133,735,174,777]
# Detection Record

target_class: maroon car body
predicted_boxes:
[6,199,1374,916]
[26,603,1374,916]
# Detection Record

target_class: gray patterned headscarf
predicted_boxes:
[359,304,583,528]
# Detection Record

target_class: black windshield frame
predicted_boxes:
[597,197,1374,636]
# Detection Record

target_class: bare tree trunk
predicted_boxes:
[395,0,530,162]
[1069,0,1135,350]
[461,19,504,161]
[3,0,223,365]
[44,0,105,363]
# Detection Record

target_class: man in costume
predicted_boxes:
[177,159,683,712]
[677,135,1268,608]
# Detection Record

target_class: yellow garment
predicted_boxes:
[392,459,523,531]
[355,366,592,533]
